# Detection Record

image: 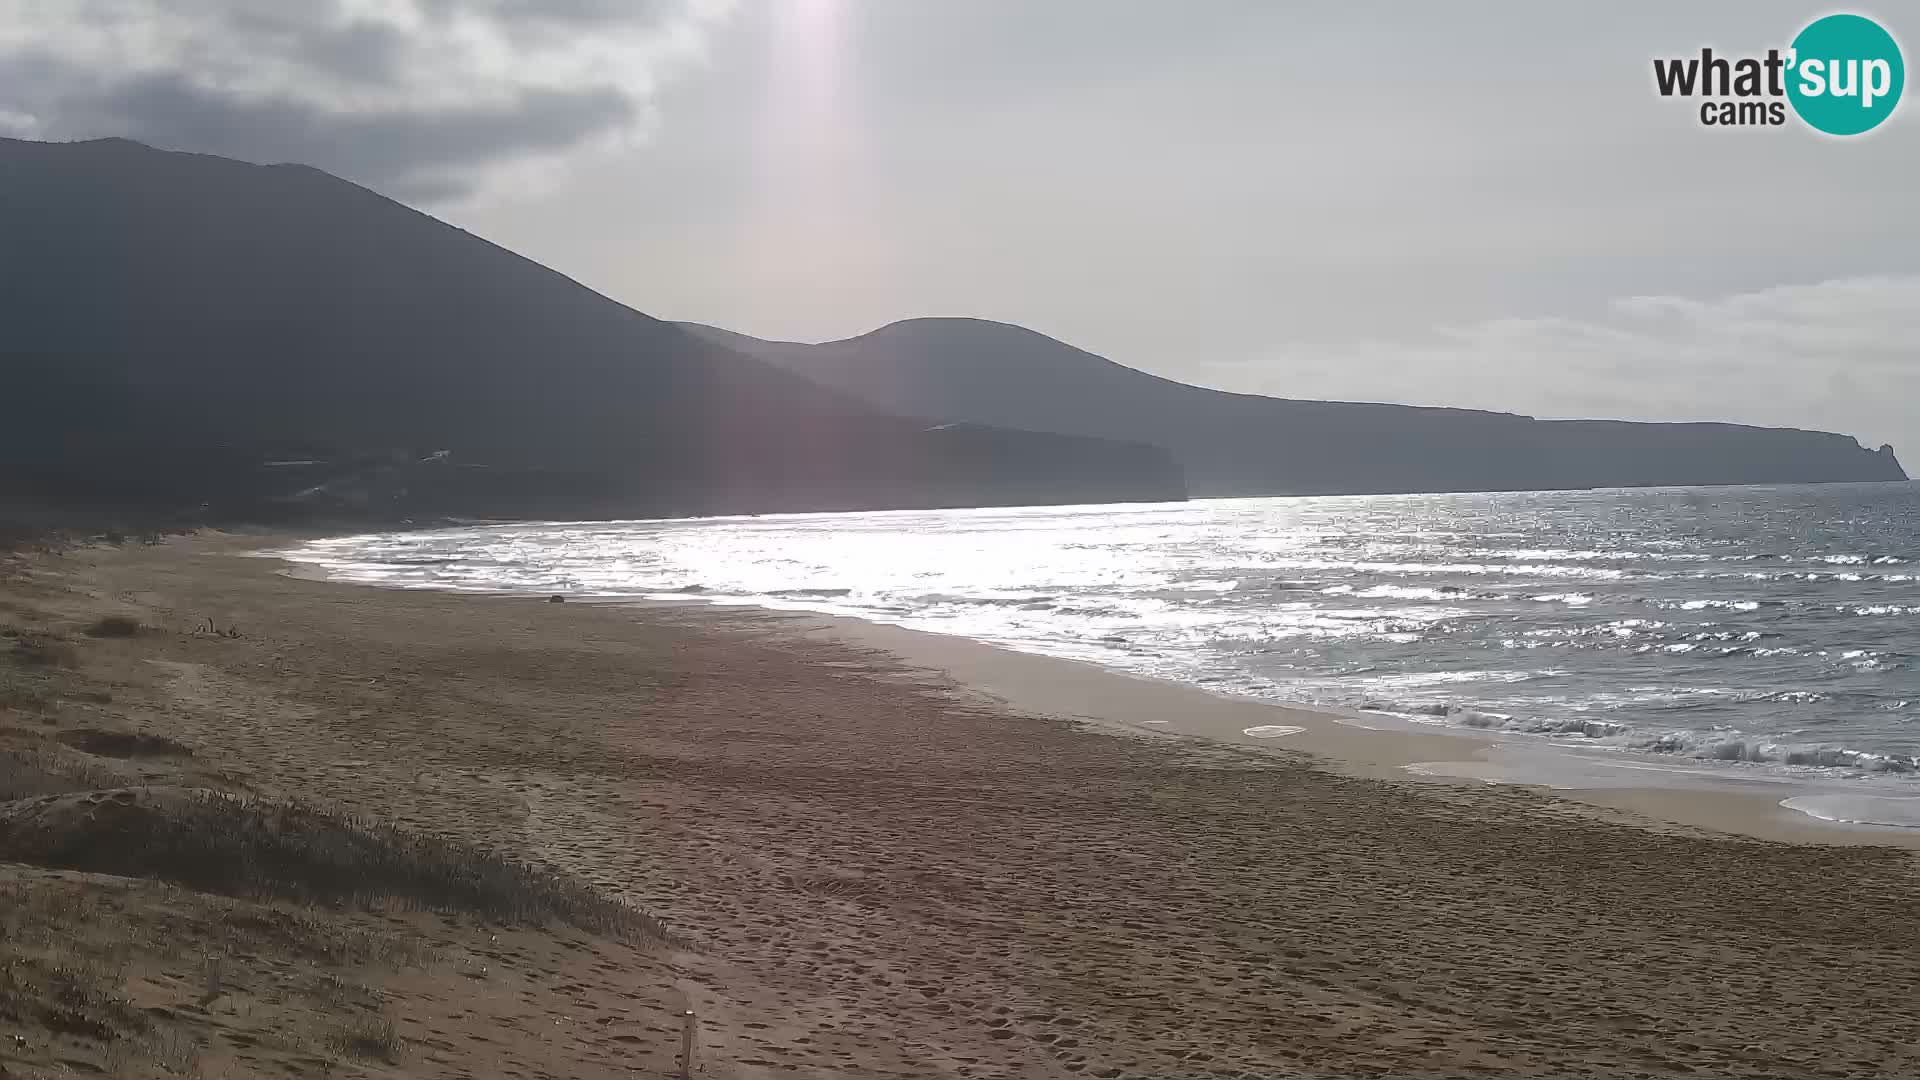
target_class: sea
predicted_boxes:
[283,482,1920,823]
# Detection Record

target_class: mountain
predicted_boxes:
[688,318,1908,497]
[0,138,1184,521]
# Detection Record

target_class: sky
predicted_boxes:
[2,1,1915,459]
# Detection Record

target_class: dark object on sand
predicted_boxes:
[83,615,142,638]
[548,595,566,604]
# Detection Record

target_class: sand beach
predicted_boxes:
[2,533,1919,1078]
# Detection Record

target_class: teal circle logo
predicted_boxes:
[1787,14,1904,135]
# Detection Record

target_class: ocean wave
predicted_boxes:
[1629,734,1918,773]
[1742,689,1828,704]
[922,592,1061,608]
[1353,584,1471,601]
[1174,579,1240,593]
[1361,698,1917,774]
[1656,598,1766,611]
[1521,620,1665,640]
[1838,654,1911,674]
[1269,558,1631,580]
[1359,669,1566,688]
[1358,700,1630,739]
[1716,565,1908,581]
[1459,548,1713,562]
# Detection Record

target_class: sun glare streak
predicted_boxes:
[771,0,846,119]
[746,0,878,292]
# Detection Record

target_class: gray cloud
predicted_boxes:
[0,0,735,201]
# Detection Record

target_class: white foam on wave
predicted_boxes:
[1357,693,1920,775]
[1274,557,1628,580]
[1355,584,1467,601]
[1623,733,1918,773]
[1529,592,1594,605]
[1462,548,1713,562]
[1661,598,1763,611]
[1780,795,1920,828]
[1360,669,1562,689]
[1358,700,1629,739]
[1242,725,1306,738]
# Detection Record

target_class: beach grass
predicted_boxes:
[0,789,667,942]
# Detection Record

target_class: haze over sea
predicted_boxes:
[290,483,1920,793]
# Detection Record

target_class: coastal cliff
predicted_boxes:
[693,318,1907,496]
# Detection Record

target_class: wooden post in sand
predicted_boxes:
[678,1009,697,1078]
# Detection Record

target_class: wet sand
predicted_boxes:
[21,535,1920,1078]
[802,611,1920,848]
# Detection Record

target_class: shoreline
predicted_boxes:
[767,607,1920,848]
[14,533,1920,1077]
[279,543,1920,848]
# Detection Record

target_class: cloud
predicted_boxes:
[1206,277,1920,457]
[0,0,735,202]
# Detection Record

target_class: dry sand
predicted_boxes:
[5,533,1920,1078]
